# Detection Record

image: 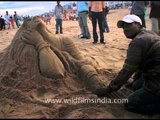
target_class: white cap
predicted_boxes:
[117,14,142,28]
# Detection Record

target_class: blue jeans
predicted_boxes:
[124,77,160,114]
[78,11,90,38]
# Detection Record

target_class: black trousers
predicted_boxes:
[91,11,104,42]
[124,77,160,114]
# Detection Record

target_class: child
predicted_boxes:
[10,16,15,29]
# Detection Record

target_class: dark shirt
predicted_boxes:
[109,28,160,96]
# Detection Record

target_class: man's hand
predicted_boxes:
[89,6,92,20]
[89,12,92,20]
[93,85,114,97]
[102,8,106,17]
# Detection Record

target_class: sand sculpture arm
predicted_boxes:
[21,30,65,79]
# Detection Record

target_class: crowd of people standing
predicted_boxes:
[54,1,160,41]
[0,11,21,30]
[53,1,160,43]
[1,1,160,39]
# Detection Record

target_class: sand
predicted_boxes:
[0,8,159,119]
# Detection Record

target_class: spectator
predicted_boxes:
[10,15,15,29]
[54,1,64,34]
[63,9,67,20]
[130,1,149,28]
[0,16,5,30]
[89,1,106,44]
[4,11,11,29]
[14,11,21,28]
[44,14,51,25]
[102,3,110,33]
[149,1,160,35]
[72,2,77,14]
[77,1,91,39]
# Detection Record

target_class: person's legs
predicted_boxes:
[102,16,110,33]
[7,21,10,29]
[124,88,160,114]
[15,20,19,28]
[91,12,98,43]
[55,19,59,34]
[2,19,5,30]
[102,16,106,32]
[60,19,63,34]
[11,21,14,29]
[81,12,91,39]
[78,13,84,36]
[151,18,159,34]
[97,12,104,43]
[105,15,110,32]
[0,19,2,30]
[132,77,144,91]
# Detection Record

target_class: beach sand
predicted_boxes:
[0,8,159,119]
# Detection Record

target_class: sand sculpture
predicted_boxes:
[0,17,105,102]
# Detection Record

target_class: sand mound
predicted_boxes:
[0,17,110,118]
